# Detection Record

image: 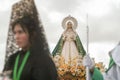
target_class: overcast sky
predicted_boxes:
[0,0,120,72]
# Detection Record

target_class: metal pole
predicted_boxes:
[86,14,90,80]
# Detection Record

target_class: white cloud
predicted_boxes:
[111,0,120,8]
[48,11,64,23]
[0,43,6,72]
[78,0,111,17]
[0,0,20,11]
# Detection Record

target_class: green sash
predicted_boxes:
[92,68,104,80]
[13,50,30,80]
[106,57,115,73]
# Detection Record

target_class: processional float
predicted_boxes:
[52,15,105,80]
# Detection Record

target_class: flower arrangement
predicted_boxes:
[95,62,105,72]
[53,55,105,80]
[53,55,86,80]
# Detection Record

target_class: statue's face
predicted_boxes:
[13,24,30,50]
[67,22,73,29]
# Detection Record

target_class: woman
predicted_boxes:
[3,15,58,80]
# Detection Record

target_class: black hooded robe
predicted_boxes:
[3,50,58,80]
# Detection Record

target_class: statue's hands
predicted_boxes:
[83,54,95,71]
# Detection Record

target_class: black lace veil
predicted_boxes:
[5,0,49,64]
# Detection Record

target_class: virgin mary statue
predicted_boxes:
[52,15,86,65]
[52,15,86,79]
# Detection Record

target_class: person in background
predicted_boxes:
[83,42,120,80]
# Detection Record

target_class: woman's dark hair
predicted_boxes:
[12,15,37,44]
[11,15,50,56]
